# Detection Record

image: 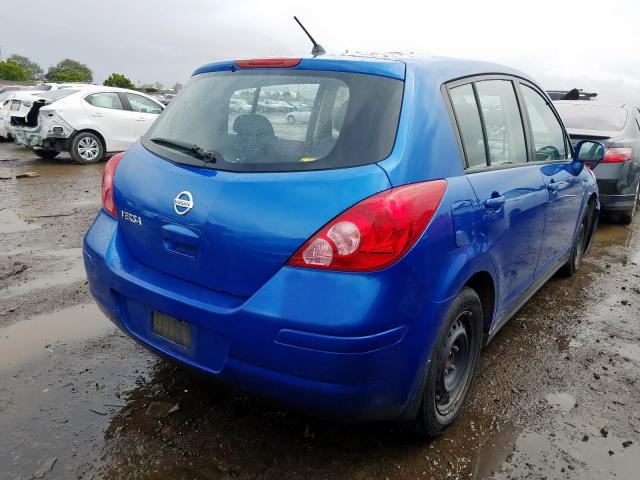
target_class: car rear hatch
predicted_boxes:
[113,59,405,298]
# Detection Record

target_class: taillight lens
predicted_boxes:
[602,147,632,163]
[101,152,125,217]
[288,180,447,272]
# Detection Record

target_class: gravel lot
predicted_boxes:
[1,141,639,480]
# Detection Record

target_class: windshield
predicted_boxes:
[556,103,627,132]
[39,89,79,103]
[142,70,404,172]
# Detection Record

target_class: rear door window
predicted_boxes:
[449,84,487,168]
[521,85,567,160]
[126,93,163,114]
[143,70,403,172]
[475,80,528,166]
[85,92,124,110]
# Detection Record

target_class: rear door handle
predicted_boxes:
[484,196,506,209]
[90,113,104,118]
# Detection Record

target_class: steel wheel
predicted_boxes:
[435,311,473,419]
[77,136,100,162]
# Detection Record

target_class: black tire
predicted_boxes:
[404,287,483,438]
[70,132,104,165]
[34,149,59,159]
[286,114,295,124]
[560,215,587,276]
[618,184,638,225]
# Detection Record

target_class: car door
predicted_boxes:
[518,82,583,275]
[448,78,548,318]
[123,93,163,139]
[83,92,138,151]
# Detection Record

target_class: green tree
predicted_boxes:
[138,82,164,93]
[103,73,135,89]
[0,60,28,81]
[7,54,44,80]
[45,59,93,83]
[172,82,183,92]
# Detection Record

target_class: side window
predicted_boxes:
[475,80,528,165]
[85,92,123,110]
[521,85,567,160]
[449,84,487,168]
[126,94,163,114]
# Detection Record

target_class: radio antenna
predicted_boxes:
[293,16,325,56]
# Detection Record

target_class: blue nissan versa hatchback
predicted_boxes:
[83,55,605,437]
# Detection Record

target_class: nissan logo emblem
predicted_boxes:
[174,191,194,215]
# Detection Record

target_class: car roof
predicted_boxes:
[193,53,532,84]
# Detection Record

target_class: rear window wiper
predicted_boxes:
[150,137,217,163]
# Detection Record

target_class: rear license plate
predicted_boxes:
[151,311,191,348]
[10,100,20,111]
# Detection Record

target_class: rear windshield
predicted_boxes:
[39,89,79,103]
[555,103,627,132]
[142,70,404,172]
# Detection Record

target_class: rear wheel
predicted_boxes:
[34,149,59,159]
[70,132,104,165]
[404,287,482,438]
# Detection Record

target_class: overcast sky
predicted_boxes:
[3,0,639,103]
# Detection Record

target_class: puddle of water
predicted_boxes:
[469,425,521,479]
[595,223,633,246]
[0,209,39,234]
[0,303,114,371]
[1,254,85,299]
[545,392,576,413]
[492,429,640,480]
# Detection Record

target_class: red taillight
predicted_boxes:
[234,58,301,69]
[602,147,632,163]
[101,152,125,217]
[287,180,447,272]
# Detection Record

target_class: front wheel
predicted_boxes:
[70,132,104,165]
[404,287,483,438]
[560,216,587,276]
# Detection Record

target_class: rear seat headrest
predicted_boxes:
[233,114,275,136]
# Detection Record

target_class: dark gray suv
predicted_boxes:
[555,101,640,223]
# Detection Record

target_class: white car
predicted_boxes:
[1,83,92,141]
[10,85,164,164]
[0,91,18,139]
[286,108,312,124]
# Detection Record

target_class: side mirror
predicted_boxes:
[574,140,606,169]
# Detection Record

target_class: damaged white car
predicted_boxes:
[10,86,164,164]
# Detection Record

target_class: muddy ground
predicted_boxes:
[1,141,639,480]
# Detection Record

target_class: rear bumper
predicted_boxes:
[83,211,443,421]
[12,116,74,148]
[599,193,637,211]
